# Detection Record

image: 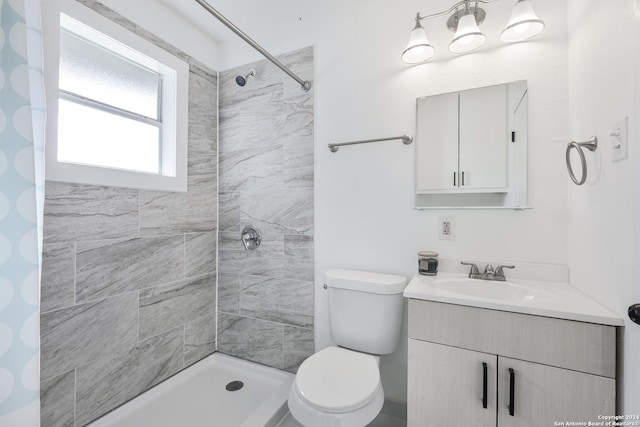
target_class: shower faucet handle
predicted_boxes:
[241,225,262,250]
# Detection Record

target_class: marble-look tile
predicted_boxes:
[217,232,244,274]
[219,62,283,107]
[219,84,284,153]
[218,273,239,314]
[180,52,218,82]
[240,275,313,328]
[190,71,218,122]
[284,326,314,373]
[139,273,216,340]
[218,232,284,277]
[75,0,137,33]
[242,240,284,277]
[184,312,216,367]
[283,140,314,189]
[76,236,184,303]
[134,25,178,56]
[185,232,216,277]
[41,243,75,313]
[188,71,218,161]
[282,47,314,99]
[43,182,138,244]
[281,91,313,141]
[75,328,183,426]
[218,192,241,233]
[40,370,74,427]
[139,156,217,235]
[188,154,217,179]
[218,313,284,369]
[41,293,138,381]
[188,121,217,161]
[284,235,314,282]
[239,189,314,236]
[281,92,314,189]
[219,145,283,193]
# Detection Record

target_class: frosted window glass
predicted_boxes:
[58,99,160,174]
[59,30,160,119]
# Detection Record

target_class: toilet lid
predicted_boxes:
[295,346,381,414]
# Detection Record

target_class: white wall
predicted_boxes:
[567,0,640,414]
[317,0,569,404]
[211,0,570,403]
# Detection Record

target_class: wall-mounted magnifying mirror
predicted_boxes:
[415,80,529,210]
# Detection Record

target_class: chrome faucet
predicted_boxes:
[461,261,480,278]
[461,262,515,281]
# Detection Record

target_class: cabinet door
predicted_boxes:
[408,339,496,427]
[416,92,459,193]
[498,357,615,427]
[459,85,508,191]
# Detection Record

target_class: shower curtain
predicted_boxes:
[0,0,45,425]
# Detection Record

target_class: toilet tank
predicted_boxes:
[325,269,407,355]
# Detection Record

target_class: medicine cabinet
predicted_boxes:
[415,81,528,209]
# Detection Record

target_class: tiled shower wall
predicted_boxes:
[217,47,315,372]
[39,2,218,426]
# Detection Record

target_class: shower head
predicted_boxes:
[235,69,256,87]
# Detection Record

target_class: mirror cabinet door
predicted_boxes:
[416,92,458,193]
[459,85,508,191]
[415,80,528,209]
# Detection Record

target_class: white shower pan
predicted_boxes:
[88,353,294,427]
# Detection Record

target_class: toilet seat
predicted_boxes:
[294,346,381,413]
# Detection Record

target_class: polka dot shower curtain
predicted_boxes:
[0,0,45,425]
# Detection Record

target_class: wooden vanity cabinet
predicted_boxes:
[407,299,616,426]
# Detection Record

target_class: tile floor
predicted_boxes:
[277,411,407,427]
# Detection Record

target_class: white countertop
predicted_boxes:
[404,272,624,326]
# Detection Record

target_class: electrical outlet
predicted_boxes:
[438,216,455,240]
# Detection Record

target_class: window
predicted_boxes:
[45,0,189,192]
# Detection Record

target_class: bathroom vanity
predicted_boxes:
[404,271,623,426]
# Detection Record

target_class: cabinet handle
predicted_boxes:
[482,362,488,409]
[508,368,515,416]
[462,171,465,186]
[453,172,457,187]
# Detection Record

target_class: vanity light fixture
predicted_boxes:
[402,0,545,64]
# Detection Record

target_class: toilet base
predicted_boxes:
[287,381,384,427]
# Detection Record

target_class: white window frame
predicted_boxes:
[43,0,189,192]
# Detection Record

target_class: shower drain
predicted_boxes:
[225,380,244,392]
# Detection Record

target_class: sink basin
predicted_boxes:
[403,272,624,326]
[431,277,541,302]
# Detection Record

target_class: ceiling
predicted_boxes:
[156,0,325,44]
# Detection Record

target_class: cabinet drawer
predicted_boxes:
[408,299,616,378]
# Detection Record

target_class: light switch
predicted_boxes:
[611,117,628,162]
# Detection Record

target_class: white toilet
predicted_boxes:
[288,269,407,427]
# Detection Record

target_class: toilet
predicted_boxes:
[288,269,407,427]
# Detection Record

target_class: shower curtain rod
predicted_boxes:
[193,0,312,92]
